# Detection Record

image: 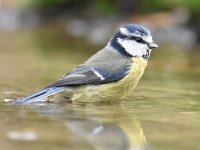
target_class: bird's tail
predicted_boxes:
[11,87,65,105]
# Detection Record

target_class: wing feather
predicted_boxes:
[47,47,132,88]
[46,63,130,88]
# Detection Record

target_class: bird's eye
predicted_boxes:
[135,37,143,43]
[129,36,144,43]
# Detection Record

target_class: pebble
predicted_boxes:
[6,131,38,141]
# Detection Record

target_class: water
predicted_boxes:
[0,26,200,150]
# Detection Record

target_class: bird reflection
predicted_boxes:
[39,102,149,150]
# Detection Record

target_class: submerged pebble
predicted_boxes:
[6,131,38,141]
[4,99,13,103]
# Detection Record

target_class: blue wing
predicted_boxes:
[11,63,130,105]
[46,64,130,87]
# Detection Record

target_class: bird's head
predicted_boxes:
[110,24,158,59]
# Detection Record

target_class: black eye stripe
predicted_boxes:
[129,36,147,44]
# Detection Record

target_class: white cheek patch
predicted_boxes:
[117,38,148,57]
[143,35,153,43]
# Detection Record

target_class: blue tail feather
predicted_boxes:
[11,87,65,105]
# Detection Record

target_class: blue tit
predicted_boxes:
[11,24,158,104]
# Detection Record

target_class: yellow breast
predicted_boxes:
[96,57,147,101]
[118,57,147,96]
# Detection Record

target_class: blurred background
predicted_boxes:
[0,1,200,150]
[0,0,200,92]
[1,0,200,67]
[1,0,200,78]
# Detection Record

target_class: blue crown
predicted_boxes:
[124,24,150,36]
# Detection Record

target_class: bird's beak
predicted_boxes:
[148,42,158,49]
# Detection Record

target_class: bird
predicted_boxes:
[10,24,158,104]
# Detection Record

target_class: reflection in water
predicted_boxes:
[39,102,148,150]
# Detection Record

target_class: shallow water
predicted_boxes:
[0,27,200,150]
